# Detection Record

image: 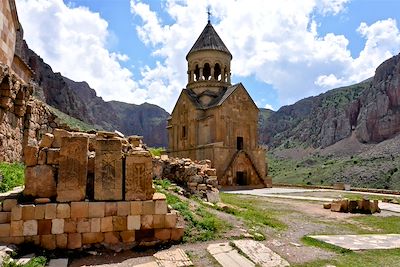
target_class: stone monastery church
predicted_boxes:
[167,20,268,187]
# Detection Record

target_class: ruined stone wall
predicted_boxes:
[0,131,184,249]
[153,156,220,202]
[0,64,64,162]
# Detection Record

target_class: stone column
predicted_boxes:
[210,67,215,80]
[221,67,225,82]
[94,138,123,200]
[199,67,204,80]
[227,69,231,84]
[57,136,89,202]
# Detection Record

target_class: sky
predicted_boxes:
[15,0,400,113]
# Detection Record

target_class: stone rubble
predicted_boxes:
[324,196,381,214]
[153,156,220,203]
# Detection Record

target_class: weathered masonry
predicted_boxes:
[167,20,269,187]
[0,131,184,249]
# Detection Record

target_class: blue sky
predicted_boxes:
[16,0,400,113]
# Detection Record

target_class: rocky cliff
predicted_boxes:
[18,42,169,147]
[260,53,400,149]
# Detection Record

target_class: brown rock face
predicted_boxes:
[24,165,56,198]
[259,53,400,148]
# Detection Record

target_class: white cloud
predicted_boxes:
[15,0,146,104]
[130,0,400,111]
[264,104,274,111]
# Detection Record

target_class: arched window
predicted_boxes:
[203,63,211,80]
[194,65,200,81]
[214,63,221,81]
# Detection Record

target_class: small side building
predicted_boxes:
[167,21,268,187]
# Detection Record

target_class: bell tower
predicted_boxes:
[186,21,232,106]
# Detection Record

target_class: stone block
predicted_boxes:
[64,219,77,233]
[47,148,60,165]
[37,220,52,235]
[2,199,17,212]
[45,203,57,219]
[206,190,220,203]
[0,224,10,237]
[23,220,38,236]
[35,205,46,219]
[165,213,177,228]
[39,133,54,148]
[22,204,35,220]
[56,234,68,249]
[88,202,105,218]
[120,231,135,243]
[23,146,38,166]
[68,233,82,249]
[90,218,101,232]
[101,217,113,232]
[155,229,171,241]
[52,219,64,234]
[135,229,154,242]
[41,235,56,250]
[76,218,90,233]
[205,168,217,176]
[127,215,141,230]
[348,200,358,213]
[130,201,142,215]
[24,165,56,198]
[153,215,165,229]
[38,149,47,164]
[112,216,127,231]
[105,202,117,216]
[57,204,70,219]
[57,136,88,202]
[155,200,167,215]
[152,193,166,200]
[117,201,130,216]
[11,205,22,221]
[24,235,40,245]
[125,153,154,200]
[104,231,120,244]
[71,202,89,218]
[10,221,23,236]
[0,212,10,223]
[94,139,122,200]
[141,215,153,229]
[82,232,104,244]
[52,129,72,148]
[330,202,342,212]
[171,227,184,241]
[323,203,331,209]
[34,198,51,204]
[142,201,154,215]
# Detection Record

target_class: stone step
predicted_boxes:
[207,242,255,267]
[232,239,290,267]
[48,258,68,267]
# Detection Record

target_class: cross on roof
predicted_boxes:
[207,6,211,23]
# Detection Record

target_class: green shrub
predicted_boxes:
[0,162,25,193]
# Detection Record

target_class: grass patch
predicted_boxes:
[220,193,286,230]
[149,147,165,157]
[0,162,25,193]
[153,179,172,190]
[163,191,229,242]
[47,105,98,132]
[351,216,400,234]
[301,236,352,254]
[2,256,47,267]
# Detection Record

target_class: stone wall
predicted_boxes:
[0,0,18,67]
[0,131,184,250]
[0,63,65,162]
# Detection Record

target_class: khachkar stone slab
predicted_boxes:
[57,136,89,202]
[125,151,154,200]
[94,139,123,200]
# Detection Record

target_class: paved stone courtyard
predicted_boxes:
[309,234,400,250]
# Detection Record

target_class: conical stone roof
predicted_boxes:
[186,21,232,59]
